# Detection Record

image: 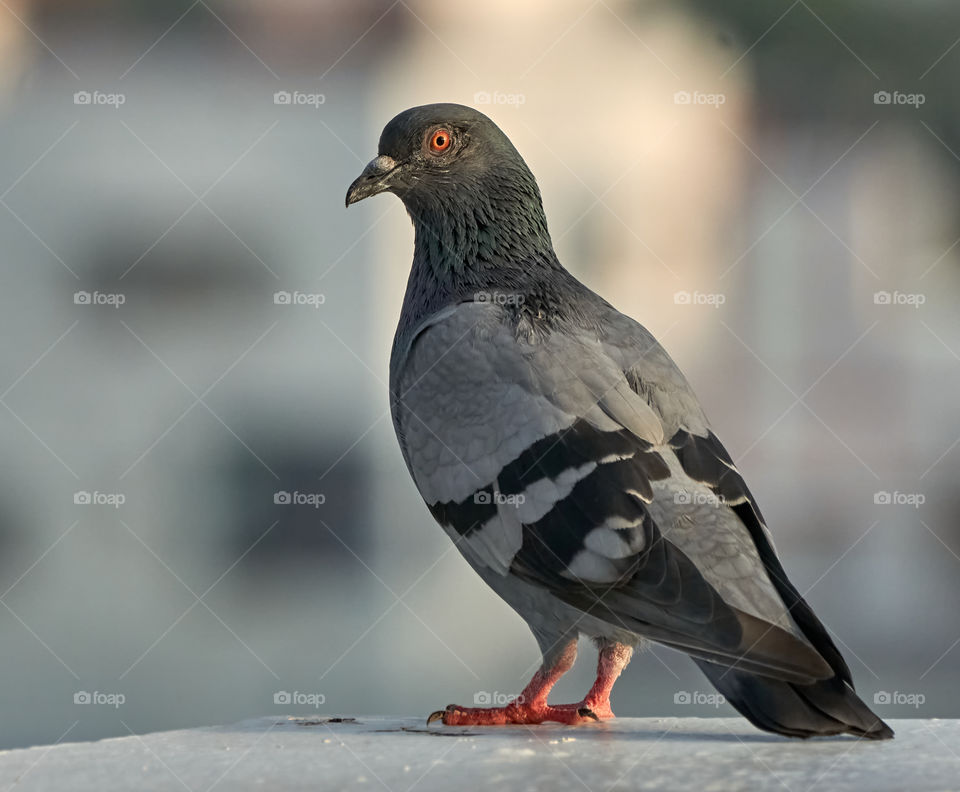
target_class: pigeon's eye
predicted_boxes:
[428,128,452,154]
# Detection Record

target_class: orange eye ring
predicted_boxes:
[429,128,452,153]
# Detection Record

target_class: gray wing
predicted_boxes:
[391,301,832,684]
[599,304,855,684]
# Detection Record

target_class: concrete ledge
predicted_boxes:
[0,716,955,791]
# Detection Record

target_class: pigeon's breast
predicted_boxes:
[391,302,576,507]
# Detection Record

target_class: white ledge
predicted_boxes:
[0,716,954,791]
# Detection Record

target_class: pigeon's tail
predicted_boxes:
[694,660,894,740]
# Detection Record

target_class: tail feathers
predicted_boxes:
[695,660,894,740]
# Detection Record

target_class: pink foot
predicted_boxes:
[426,640,631,727]
[427,700,603,726]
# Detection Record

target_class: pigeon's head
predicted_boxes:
[345,103,539,214]
[346,103,556,275]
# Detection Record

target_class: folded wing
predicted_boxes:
[392,301,833,686]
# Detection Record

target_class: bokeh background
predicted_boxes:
[0,0,958,749]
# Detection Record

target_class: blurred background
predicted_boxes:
[0,0,957,749]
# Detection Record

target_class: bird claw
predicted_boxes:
[427,707,450,726]
[577,707,600,721]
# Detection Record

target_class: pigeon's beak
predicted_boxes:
[345,155,399,207]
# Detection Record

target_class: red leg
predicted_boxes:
[428,639,591,725]
[427,639,634,726]
[556,641,633,719]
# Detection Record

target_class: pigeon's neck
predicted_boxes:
[397,177,562,332]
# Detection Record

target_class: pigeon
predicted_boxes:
[345,103,893,740]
